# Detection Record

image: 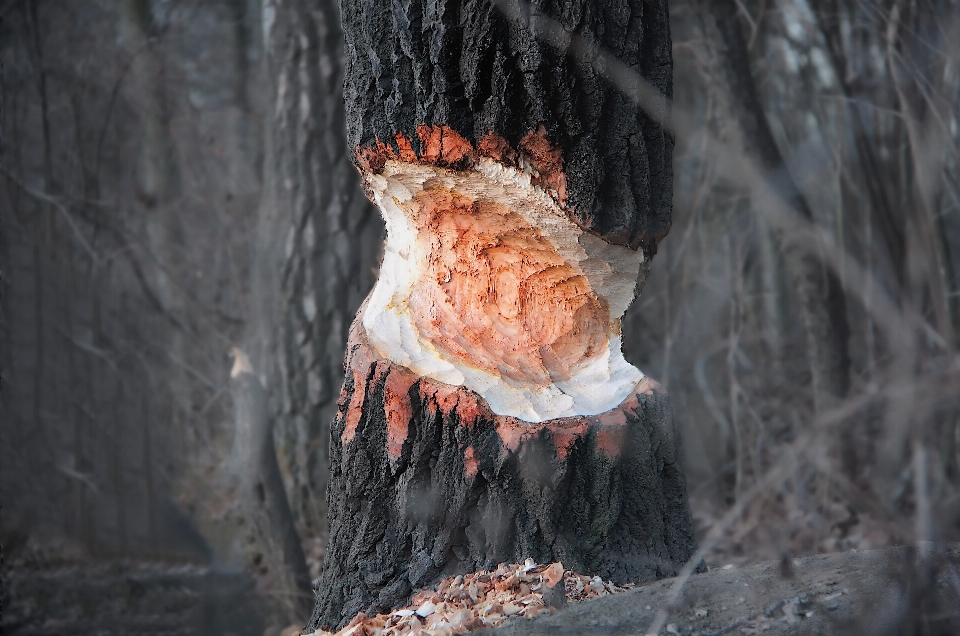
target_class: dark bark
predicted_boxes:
[308,319,701,631]
[254,0,383,536]
[340,0,674,256]
[230,354,313,620]
[307,0,690,629]
[709,0,851,409]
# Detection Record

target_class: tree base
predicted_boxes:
[308,315,700,630]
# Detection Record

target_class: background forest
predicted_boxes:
[2,0,960,632]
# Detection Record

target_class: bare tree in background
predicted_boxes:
[709,0,851,415]
[251,0,384,551]
[1,0,265,562]
[637,0,960,565]
[2,0,380,628]
[220,0,386,620]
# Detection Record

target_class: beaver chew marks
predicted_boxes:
[363,158,645,423]
[412,189,608,387]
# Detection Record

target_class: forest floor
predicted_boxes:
[297,545,960,636]
[5,542,959,636]
[0,495,941,636]
[0,556,265,636]
[479,544,960,636]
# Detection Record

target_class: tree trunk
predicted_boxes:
[254,0,384,538]
[309,0,698,630]
[709,0,851,410]
[310,311,700,629]
[340,0,674,257]
[229,348,313,621]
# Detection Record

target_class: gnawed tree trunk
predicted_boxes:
[310,0,697,630]
[311,313,699,629]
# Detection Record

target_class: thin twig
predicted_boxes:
[0,164,99,261]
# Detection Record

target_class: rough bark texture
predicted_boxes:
[307,317,700,630]
[255,0,384,537]
[308,0,689,629]
[340,0,674,256]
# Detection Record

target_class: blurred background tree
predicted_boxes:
[2,0,959,631]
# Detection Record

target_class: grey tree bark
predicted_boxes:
[253,0,384,539]
[709,0,851,411]
[229,349,313,620]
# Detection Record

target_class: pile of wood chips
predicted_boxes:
[306,559,635,636]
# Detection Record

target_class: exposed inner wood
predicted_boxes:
[337,314,663,460]
[362,154,646,423]
[408,186,609,387]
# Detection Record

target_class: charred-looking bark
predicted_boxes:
[311,0,696,630]
[309,318,699,630]
[341,0,674,255]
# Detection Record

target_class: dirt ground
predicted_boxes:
[478,544,960,636]
[5,544,959,636]
[1,557,266,636]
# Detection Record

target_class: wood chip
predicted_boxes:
[308,560,635,636]
[543,562,564,588]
